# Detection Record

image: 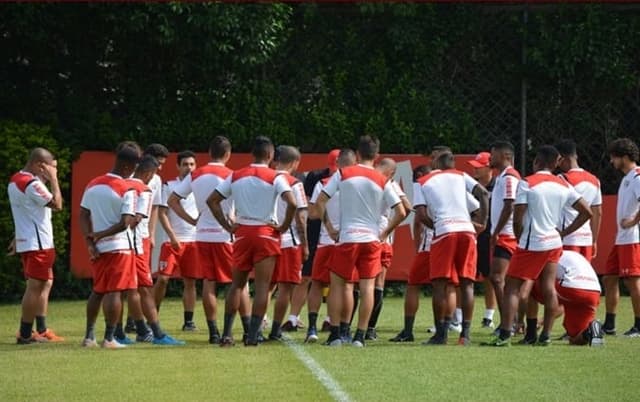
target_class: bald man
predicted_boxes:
[9,148,64,344]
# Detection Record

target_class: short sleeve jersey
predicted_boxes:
[8,171,54,252]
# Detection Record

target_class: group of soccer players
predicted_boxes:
[8,134,640,348]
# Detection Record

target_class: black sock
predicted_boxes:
[436,320,447,339]
[207,320,218,336]
[339,322,350,338]
[35,316,46,334]
[184,311,194,324]
[114,322,126,339]
[135,320,149,337]
[85,322,95,340]
[126,316,135,327]
[329,325,340,340]
[526,318,538,340]
[20,321,33,339]
[105,323,116,341]
[604,313,616,329]
[240,315,250,335]
[368,288,384,329]
[634,317,640,330]
[270,321,281,337]
[223,313,236,338]
[461,320,471,339]
[308,312,318,330]
[538,332,550,342]
[247,315,262,343]
[403,316,415,335]
[353,328,365,342]
[350,290,360,325]
[149,321,165,339]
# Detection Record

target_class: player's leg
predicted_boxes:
[327,272,347,345]
[483,278,497,328]
[34,279,53,335]
[286,277,311,331]
[366,268,386,340]
[18,278,47,343]
[458,278,474,345]
[352,277,375,346]
[102,290,123,347]
[623,276,640,336]
[182,277,197,330]
[221,269,249,345]
[537,261,560,344]
[492,276,526,344]
[340,282,355,341]
[428,278,449,344]
[124,288,150,343]
[305,280,325,342]
[83,291,103,346]
[390,284,420,342]
[202,279,220,342]
[245,256,277,345]
[602,275,620,334]
[270,282,294,340]
[153,274,171,311]
[489,255,510,326]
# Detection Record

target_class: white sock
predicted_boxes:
[484,309,495,321]
[288,314,298,324]
[454,308,463,324]
[323,316,331,323]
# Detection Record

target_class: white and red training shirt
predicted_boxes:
[161,177,197,243]
[174,162,234,243]
[491,166,521,238]
[515,171,581,251]
[559,168,602,247]
[276,171,308,248]
[310,178,340,246]
[215,163,292,226]
[80,173,136,253]
[322,164,401,243]
[614,167,640,245]
[557,250,601,292]
[8,171,54,253]
[379,180,406,245]
[126,178,153,254]
[415,169,479,237]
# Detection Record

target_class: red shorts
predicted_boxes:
[92,250,137,294]
[158,241,201,279]
[408,251,430,286]
[135,238,153,287]
[233,225,281,272]
[196,242,233,283]
[272,246,302,284]
[330,242,382,280]
[495,235,518,256]
[429,232,477,281]
[311,245,333,284]
[604,244,640,277]
[563,245,593,262]
[381,243,393,269]
[507,247,562,281]
[21,249,56,281]
[557,286,600,337]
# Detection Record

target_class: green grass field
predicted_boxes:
[1,296,637,402]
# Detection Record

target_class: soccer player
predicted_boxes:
[284,149,340,332]
[169,136,251,344]
[365,158,412,341]
[79,144,140,348]
[305,149,357,343]
[389,165,432,342]
[603,138,640,336]
[9,148,64,344]
[124,156,184,345]
[485,145,591,347]
[155,150,200,331]
[529,251,604,346]
[268,146,309,340]
[209,136,297,346]
[486,142,521,332]
[415,151,489,345]
[555,139,602,262]
[311,135,407,347]
[124,143,168,333]
[467,152,498,329]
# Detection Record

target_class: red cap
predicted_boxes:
[328,149,340,172]
[467,152,491,168]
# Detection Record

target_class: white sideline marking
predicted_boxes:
[282,336,352,402]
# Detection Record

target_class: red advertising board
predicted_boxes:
[70,152,616,280]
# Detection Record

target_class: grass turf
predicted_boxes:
[0,296,637,401]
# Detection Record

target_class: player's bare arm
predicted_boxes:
[513,203,527,241]
[471,184,489,232]
[275,191,297,233]
[590,204,602,257]
[380,202,407,242]
[167,192,198,226]
[415,205,434,229]
[560,198,592,237]
[7,238,16,256]
[41,160,63,211]
[412,212,423,252]
[158,205,181,250]
[90,213,136,242]
[207,190,237,233]
[619,206,640,229]
[295,207,310,261]
[308,192,328,220]
[79,207,99,260]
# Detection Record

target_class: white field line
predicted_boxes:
[282,336,353,402]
